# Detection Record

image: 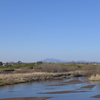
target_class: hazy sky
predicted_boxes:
[1,0,100,62]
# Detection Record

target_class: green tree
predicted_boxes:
[0,61,3,66]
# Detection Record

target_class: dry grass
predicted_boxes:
[88,74,100,81]
[0,72,74,86]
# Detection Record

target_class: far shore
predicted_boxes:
[0,62,100,87]
[0,71,86,87]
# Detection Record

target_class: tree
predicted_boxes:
[17,61,22,65]
[0,61,3,66]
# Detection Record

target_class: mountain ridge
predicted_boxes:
[42,58,67,63]
[42,58,95,63]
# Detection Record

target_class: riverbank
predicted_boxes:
[0,71,86,87]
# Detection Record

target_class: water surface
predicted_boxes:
[0,77,100,100]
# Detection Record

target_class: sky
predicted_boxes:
[0,0,100,62]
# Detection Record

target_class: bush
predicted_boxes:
[0,62,3,66]
[35,63,69,72]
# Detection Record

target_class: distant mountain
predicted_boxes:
[42,58,99,63]
[42,58,67,63]
[76,60,88,62]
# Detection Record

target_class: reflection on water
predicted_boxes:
[0,77,100,100]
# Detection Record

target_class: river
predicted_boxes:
[0,77,100,100]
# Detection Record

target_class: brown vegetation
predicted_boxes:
[0,63,100,86]
[0,72,73,86]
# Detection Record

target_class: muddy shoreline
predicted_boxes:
[0,97,52,100]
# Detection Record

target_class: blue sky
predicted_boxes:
[0,0,100,62]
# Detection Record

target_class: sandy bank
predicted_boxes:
[40,90,88,94]
[0,97,51,100]
[64,79,84,84]
[92,95,100,98]
[81,85,95,88]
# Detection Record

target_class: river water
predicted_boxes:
[0,77,100,100]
